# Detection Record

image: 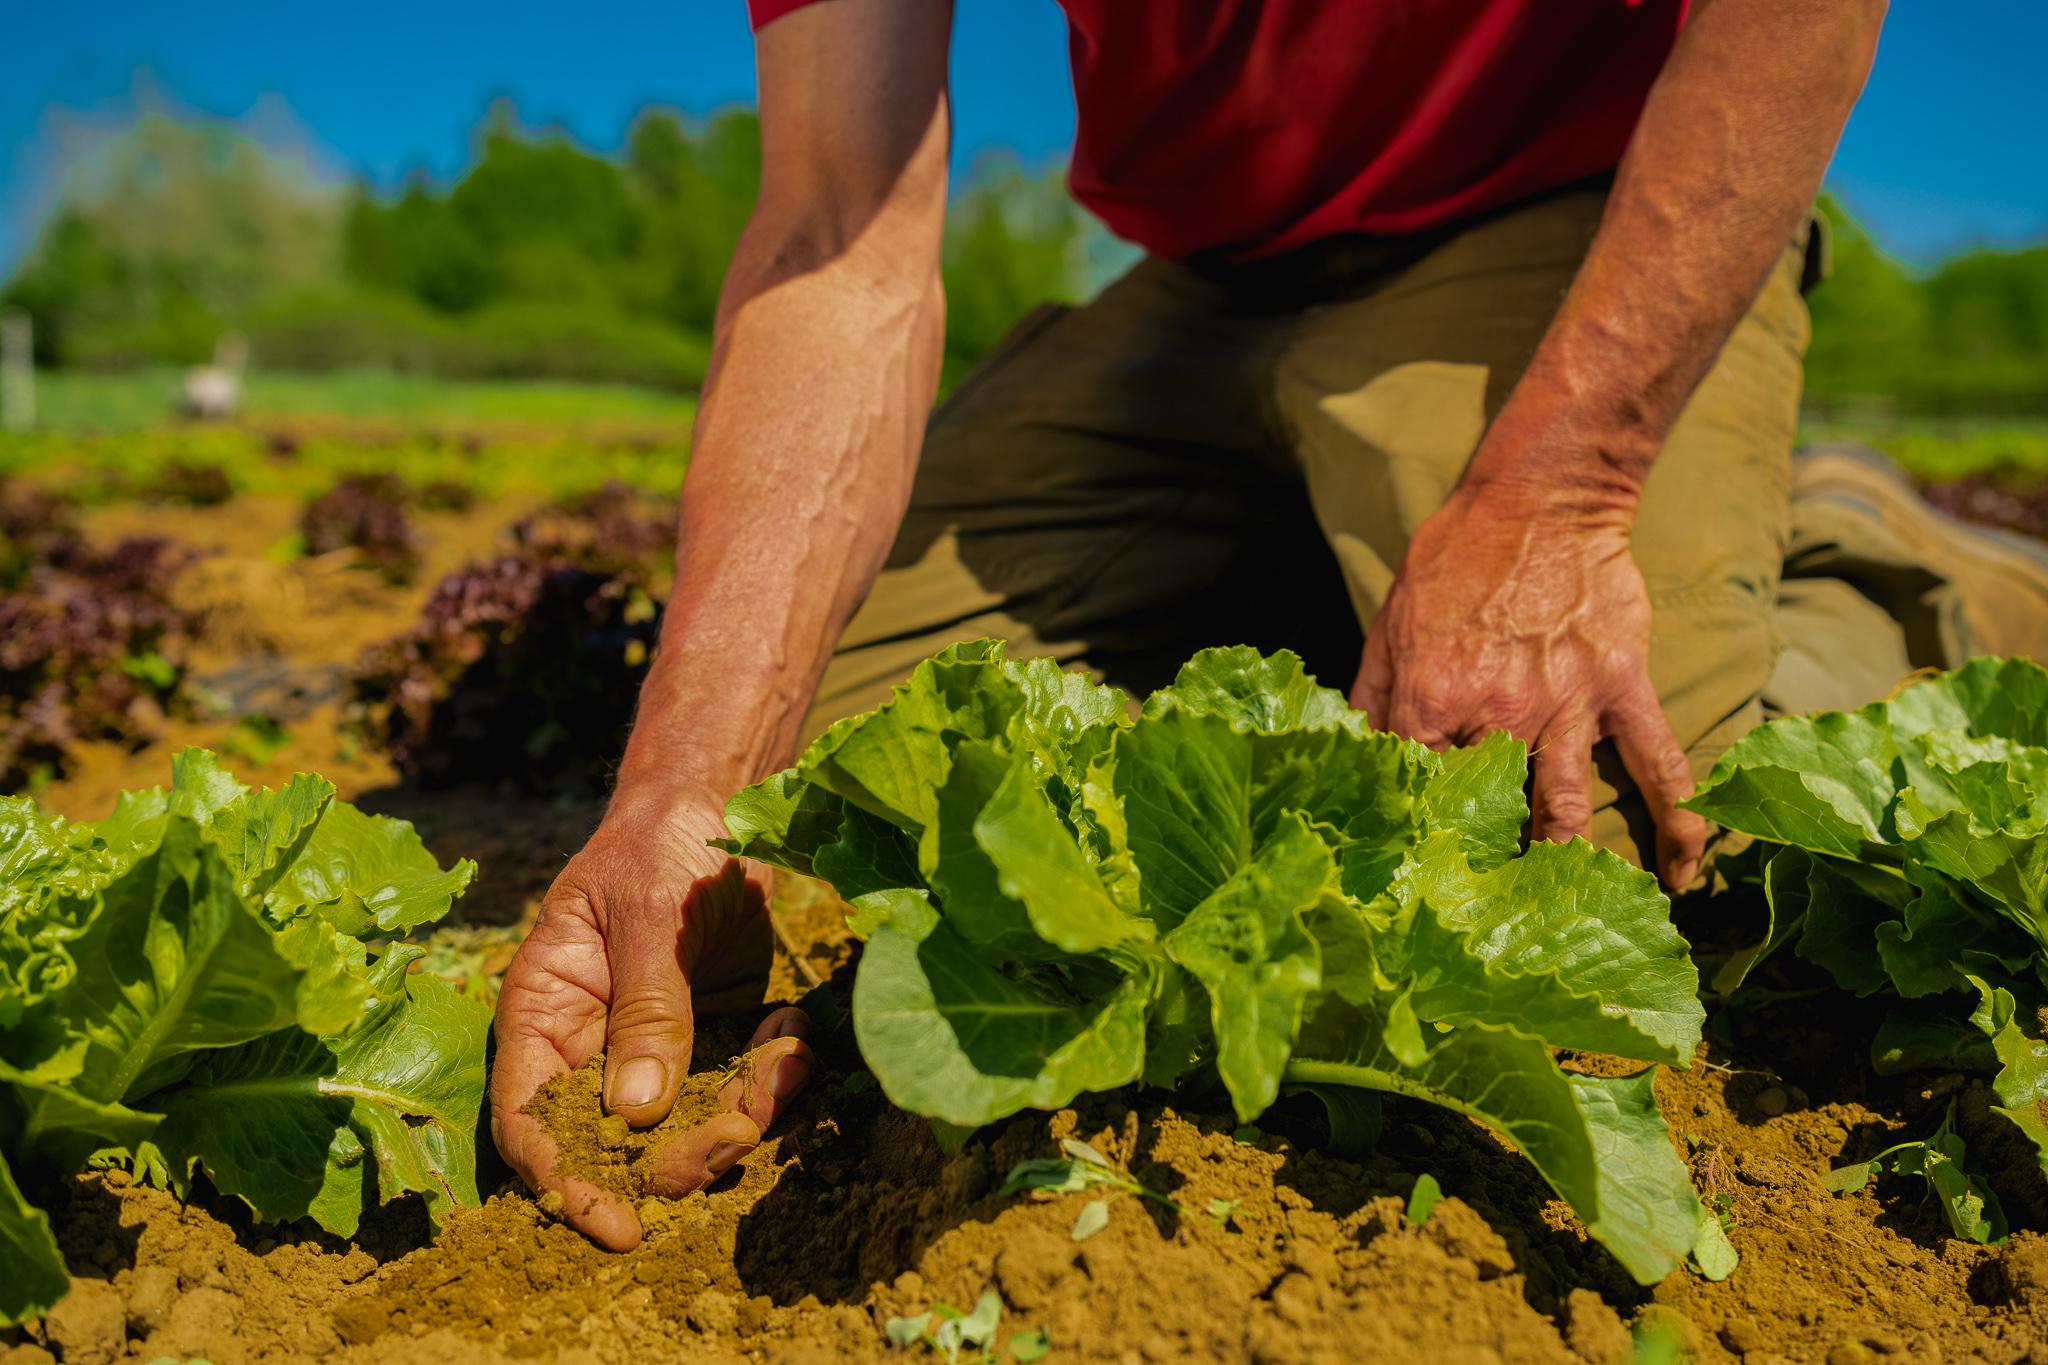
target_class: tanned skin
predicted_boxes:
[491,0,1886,1249]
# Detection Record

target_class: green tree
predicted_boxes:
[1805,194,2048,416]
[3,114,341,365]
[627,108,762,333]
[344,180,497,313]
[939,154,1091,388]
[1804,195,1930,405]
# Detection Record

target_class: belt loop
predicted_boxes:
[1800,209,1833,297]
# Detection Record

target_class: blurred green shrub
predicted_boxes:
[2,102,1092,394]
[13,107,2043,418]
[248,291,711,390]
[1805,195,2048,418]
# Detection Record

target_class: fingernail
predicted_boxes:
[610,1056,666,1110]
[769,1053,808,1103]
[705,1141,748,1177]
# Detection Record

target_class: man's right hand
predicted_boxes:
[488,784,813,1251]
[483,0,953,1252]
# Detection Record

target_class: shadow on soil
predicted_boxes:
[353,781,603,927]
[51,1164,433,1284]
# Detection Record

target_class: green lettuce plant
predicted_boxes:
[1684,657,2048,1235]
[720,641,1725,1284]
[0,750,486,1324]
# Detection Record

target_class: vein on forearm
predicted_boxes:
[1466,0,1886,513]
[618,232,945,796]
[610,0,955,809]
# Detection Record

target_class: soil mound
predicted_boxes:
[22,996,2048,1364]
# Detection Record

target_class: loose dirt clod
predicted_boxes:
[523,1056,735,1201]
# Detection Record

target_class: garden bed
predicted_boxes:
[7,477,2048,1365]
[23,970,2048,1364]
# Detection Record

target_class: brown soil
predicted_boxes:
[13,489,2048,1364]
[528,1059,739,1202]
[17,996,2048,1365]
[1920,474,2048,544]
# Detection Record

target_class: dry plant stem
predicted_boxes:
[771,910,825,987]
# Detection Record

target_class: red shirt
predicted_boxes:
[748,0,1687,260]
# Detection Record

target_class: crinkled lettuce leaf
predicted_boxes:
[1684,659,2048,1203]
[1687,659,2048,949]
[723,641,1715,1284]
[0,749,481,1325]
[142,947,489,1235]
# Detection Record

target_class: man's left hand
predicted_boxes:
[1351,481,1707,891]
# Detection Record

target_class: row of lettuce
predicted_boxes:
[720,647,2048,1281]
[4,649,2047,1325]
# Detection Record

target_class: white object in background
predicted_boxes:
[181,334,248,420]
[0,309,31,432]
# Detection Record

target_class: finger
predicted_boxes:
[548,1176,646,1252]
[1387,688,1455,752]
[718,1009,814,1132]
[602,903,695,1129]
[488,1026,570,1195]
[1529,716,1595,844]
[1608,683,1710,891]
[1352,621,1395,730]
[491,968,641,1250]
[749,1004,810,1046]
[494,1076,644,1251]
[640,1110,764,1198]
[490,899,620,1200]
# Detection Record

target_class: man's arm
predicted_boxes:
[1355,0,1885,888]
[490,0,952,1252]
[621,0,951,805]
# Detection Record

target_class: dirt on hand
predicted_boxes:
[524,1055,746,1203]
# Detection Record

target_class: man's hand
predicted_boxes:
[489,785,813,1251]
[1352,483,1707,890]
[1339,0,1880,893]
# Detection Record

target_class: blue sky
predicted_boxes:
[4,1,2045,275]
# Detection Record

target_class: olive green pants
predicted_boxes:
[802,187,2024,870]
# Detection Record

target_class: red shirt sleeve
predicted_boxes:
[747,0,827,29]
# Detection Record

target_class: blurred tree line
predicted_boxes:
[1806,195,2048,417]
[4,108,2044,414]
[1,105,1093,392]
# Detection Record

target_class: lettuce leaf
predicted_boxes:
[0,1148,67,1325]
[1291,999,1701,1286]
[1684,659,2048,1202]
[725,641,1715,1284]
[142,947,489,1235]
[0,749,480,1325]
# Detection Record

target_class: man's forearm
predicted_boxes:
[1463,0,1884,520]
[614,211,945,805]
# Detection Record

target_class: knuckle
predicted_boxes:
[605,985,689,1039]
[1406,686,1454,722]
[1400,692,1461,738]
[1651,746,1696,793]
[535,886,602,938]
[1537,791,1592,833]
[531,902,595,943]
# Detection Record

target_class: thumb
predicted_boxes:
[601,903,695,1128]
